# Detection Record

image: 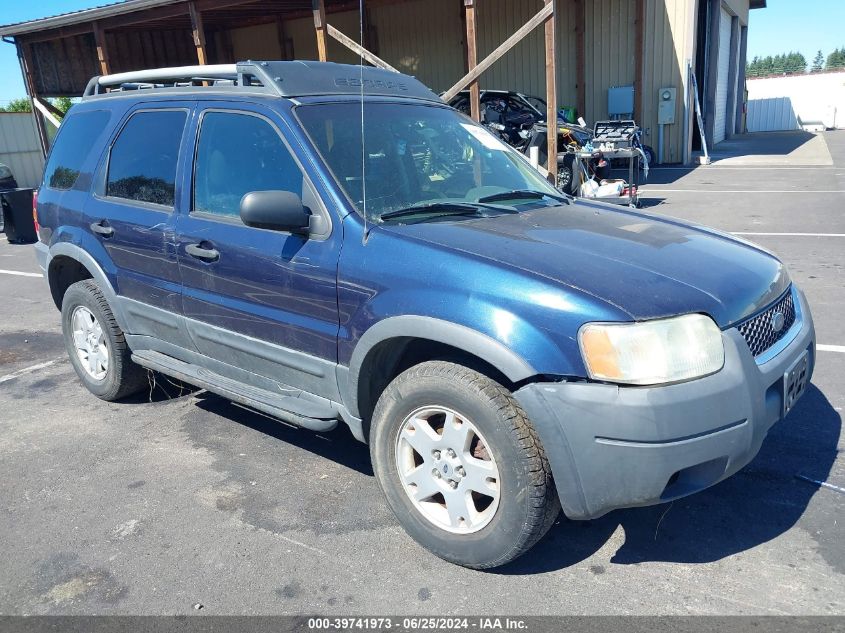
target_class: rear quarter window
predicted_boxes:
[43,110,112,191]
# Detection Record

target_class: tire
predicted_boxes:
[640,144,656,168]
[370,361,560,569]
[61,279,147,401]
[556,154,575,195]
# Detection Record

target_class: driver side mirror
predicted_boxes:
[240,190,311,235]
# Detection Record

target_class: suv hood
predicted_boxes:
[382,203,788,327]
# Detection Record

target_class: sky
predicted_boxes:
[0,0,843,105]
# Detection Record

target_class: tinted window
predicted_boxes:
[106,110,187,206]
[194,112,303,218]
[44,110,111,190]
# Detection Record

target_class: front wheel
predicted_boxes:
[370,361,560,569]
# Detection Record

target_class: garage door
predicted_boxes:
[713,8,733,144]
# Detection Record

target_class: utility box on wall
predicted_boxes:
[658,88,677,125]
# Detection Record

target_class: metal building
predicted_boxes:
[0,0,765,164]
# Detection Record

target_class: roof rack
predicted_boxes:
[82,60,443,103]
[83,62,271,97]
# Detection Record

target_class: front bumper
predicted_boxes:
[515,287,816,520]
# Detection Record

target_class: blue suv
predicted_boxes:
[34,61,815,569]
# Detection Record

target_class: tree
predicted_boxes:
[746,51,807,77]
[826,47,845,71]
[52,97,74,116]
[811,50,824,72]
[0,98,32,113]
[0,96,75,117]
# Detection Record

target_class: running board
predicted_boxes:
[131,350,339,432]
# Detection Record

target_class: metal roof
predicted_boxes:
[0,0,178,37]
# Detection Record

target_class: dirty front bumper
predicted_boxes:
[515,287,816,520]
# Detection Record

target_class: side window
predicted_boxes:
[44,110,111,191]
[193,111,304,218]
[106,110,187,207]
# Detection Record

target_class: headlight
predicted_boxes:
[0,166,11,179]
[578,314,724,385]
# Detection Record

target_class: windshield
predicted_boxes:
[522,95,546,114]
[296,102,561,223]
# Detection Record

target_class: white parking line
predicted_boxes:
[732,232,845,237]
[0,357,65,385]
[650,166,837,170]
[0,269,42,278]
[817,344,845,354]
[644,189,843,194]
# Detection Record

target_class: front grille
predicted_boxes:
[736,289,796,357]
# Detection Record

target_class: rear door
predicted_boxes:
[174,102,341,398]
[85,103,194,348]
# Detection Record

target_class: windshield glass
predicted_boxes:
[296,102,561,222]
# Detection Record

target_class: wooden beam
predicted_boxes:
[464,0,480,122]
[18,43,50,155]
[188,1,208,65]
[33,97,62,129]
[313,0,328,62]
[443,1,553,102]
[38,97,65,120]
[634,0,644,122]
[326,24,398,72]
[575,0,585,117]
[92,21,110,75]
[544,0,557,180]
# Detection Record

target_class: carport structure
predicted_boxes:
[0,0,561,176]
[0,0,766,167]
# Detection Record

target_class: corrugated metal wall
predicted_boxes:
[372,0,465,92]
[0,113,45,189]
[584,0,636,122]
[224,0,704,163]
[641,0,695,164]
[475,0,578,110]
[229,23,283,60]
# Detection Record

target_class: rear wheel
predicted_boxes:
[370,361,560,569]
[61,280,147,401]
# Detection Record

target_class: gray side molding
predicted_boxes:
[345,315,537,417]
[47,242,128,329]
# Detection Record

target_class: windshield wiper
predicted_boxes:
[379,201,516,222]
[477,189,572,204]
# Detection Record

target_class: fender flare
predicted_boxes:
[47,242,128,330]
[344,315,538,418]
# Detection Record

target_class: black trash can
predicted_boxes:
[1,188,36,244]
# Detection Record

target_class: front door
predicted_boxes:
[174,103,341,398]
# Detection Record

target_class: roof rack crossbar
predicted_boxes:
[83,62,280,97]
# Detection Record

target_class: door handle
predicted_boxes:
[185,242,220,262]
[90,220,114,238]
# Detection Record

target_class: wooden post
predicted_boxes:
[634,0,644,122]
[443,2,553,101]
[313,0,328,62]
[575,0,585,118]
[544,0,557,181]
[188,2,208,65]
[464,0,480,122]
[18,42,50,155]
[92,21,111,75]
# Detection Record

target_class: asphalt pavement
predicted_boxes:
[0,131,843,616]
